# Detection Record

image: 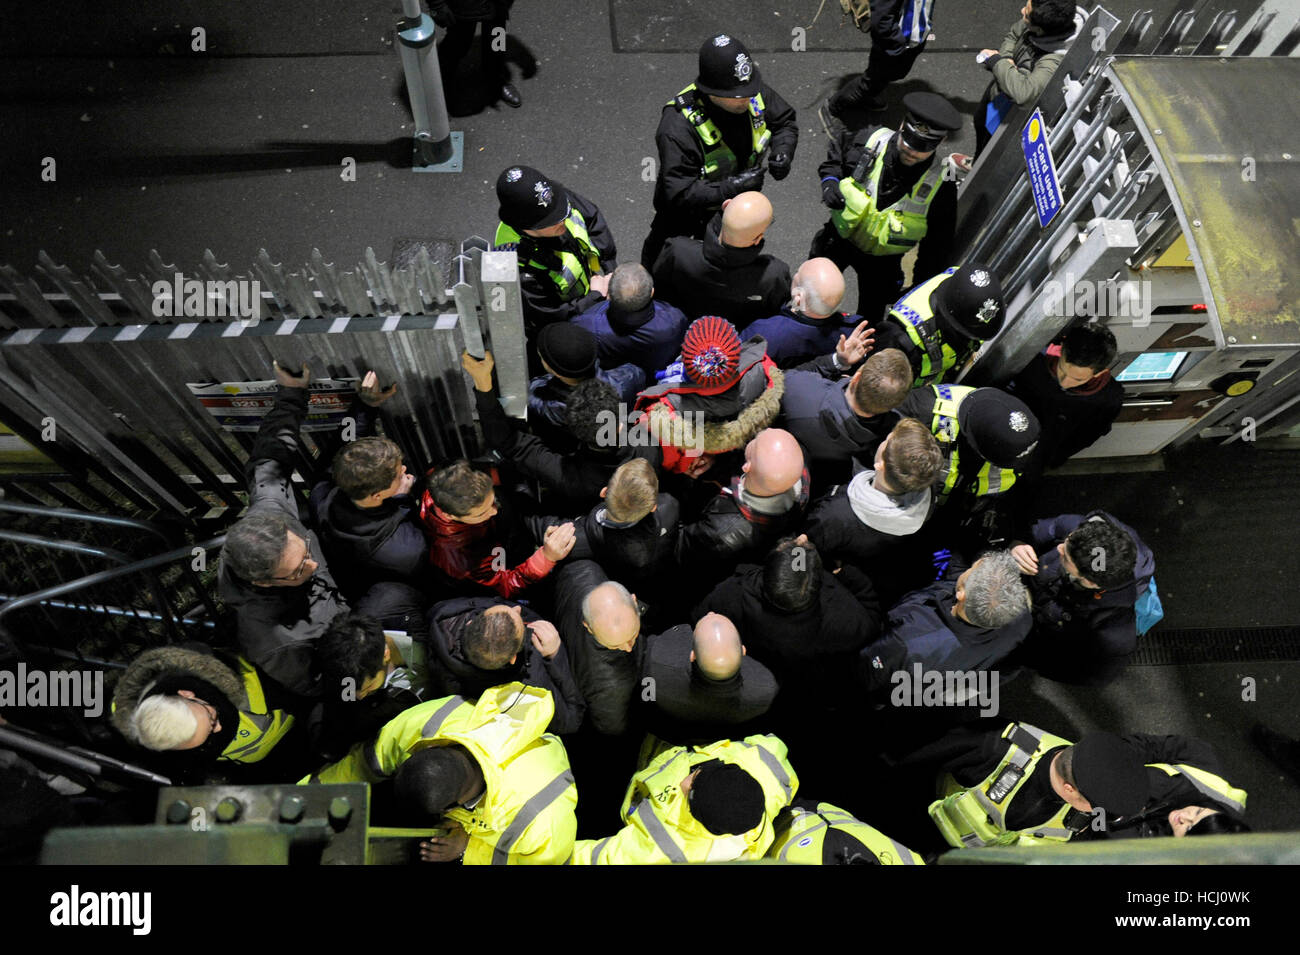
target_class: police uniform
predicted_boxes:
[929,725,1148,848]
[493,165,617,332]
[811,92,960,321]
[570,734,797,864]
[641,34,799,268]
[870,263,1006,389]
[768,799,925,864]
[897,384,1039,553]
[306,683,577,865]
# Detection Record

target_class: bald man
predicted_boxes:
[640,611,779,745]
[676,428,810,591]
[740,258,863,368]
[651,192,793,327]
[553,560,647,736]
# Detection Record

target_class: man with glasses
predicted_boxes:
[810,92,961,322]
[220,362,424,703]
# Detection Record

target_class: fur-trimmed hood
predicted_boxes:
[111,646,247,738]
[644,365,785,455]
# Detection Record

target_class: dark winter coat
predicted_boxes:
[740,308,862,369]
[780,353,897,467]
[532,493,681,583]
[677,470,810,577]
[218,385,347,699]
[527,363,648,449]
[553,560,648,736]
[860,572,1031,694]
[1005,347,1124,469]
[693,564,880,701]
[572,298,691,379]
[639,623,779,745]
[308,484,428,600]
[423,596,586,734]
[1014,511,1155,685]
[652,213,793,326]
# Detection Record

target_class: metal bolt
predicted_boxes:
[1227,336,1237,344]
[1283,153,1293,160]
[279,795,306,824]
[328,797,353,828]
[1191,219,1201,227]
[1153,128,1163,135]
[165,800,191,825]
[216,796,243,824]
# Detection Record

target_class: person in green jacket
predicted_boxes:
[971,0,1083,159]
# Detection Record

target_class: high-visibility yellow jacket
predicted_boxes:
[305,683,576,865]
[571,735,797,864]
[767,801,925,865]
[833,127,943,256]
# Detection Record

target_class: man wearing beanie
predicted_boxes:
[634,316,785,476]
[493,165,617,330]
[528,323,645,451]
[570,734,797,864]
[642,33,799,269]
[928,725,1148,848]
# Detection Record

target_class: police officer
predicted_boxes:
[812,92,960,321]
[929,725,1150,848]
[305,683,577,865]
[571,734,797,864]
[494,165,617,333]
[871,263,1007,390]
[898,384,1039,553]
[641,33,799,269]
[767,799,926,864]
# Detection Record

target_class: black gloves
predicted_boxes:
[723,165,766,198]
[768,153,792,181]
[821,178,846,210]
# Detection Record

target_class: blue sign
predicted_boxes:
[1021,109,1064,228]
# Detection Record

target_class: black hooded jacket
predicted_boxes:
[423,596,586,735]
[308,484,428,600]
[652,212,793,326]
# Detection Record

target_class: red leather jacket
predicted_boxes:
[418,491,555,598]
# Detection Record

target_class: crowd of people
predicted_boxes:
[105,23,1255,864]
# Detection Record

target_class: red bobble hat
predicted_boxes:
[681,316,742,389]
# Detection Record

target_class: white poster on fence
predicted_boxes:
[187,379,359,432]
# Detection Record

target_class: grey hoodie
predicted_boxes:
[845,469,932,536]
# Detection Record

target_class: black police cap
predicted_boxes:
[900,92,962,150]
[695,33,763,99]
[958,388,1040,468]
[496,165,569,232]
[932,264,1006,339]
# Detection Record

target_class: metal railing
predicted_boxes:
[0,243,528,520]
[0,535,228,667]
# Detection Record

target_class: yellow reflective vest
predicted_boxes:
[888,268,977,389]
[1148,763,1247,816]
[832,127,944,255]
[305,683,576,865]
[571,735,797,864]
[222,656,295,763]
[768,801,924,865]
[494,206,602,303]
[929,722,1085,848]
[671,84,771,181]
[925,383,1021,504]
